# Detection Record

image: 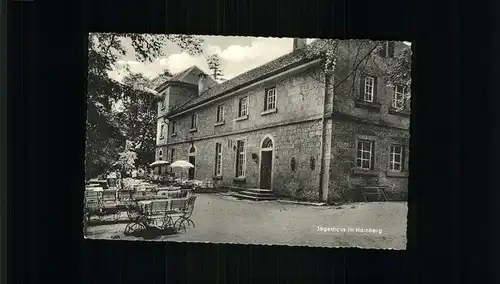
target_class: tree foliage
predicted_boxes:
[86,33,204,177]
[150,69,173,88]
[116,141,138,173]
[207,54,225,82]
[116,72,165,168]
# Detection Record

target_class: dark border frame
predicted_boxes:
[6,0,496,283]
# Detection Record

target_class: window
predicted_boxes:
[389,145,404,172]
[310,157,316,170]
[235,140,246,177]
[392,85,406,111]
[264,87,277,111]
[160,124,165,138]
[158,149,163,161]
[160,97,165,109]
[190,115,197,129]
[216,105,225,123]
[214,143,222,176]
[262,137,273,149]
[356,140,374,170]
[290,158,296,172]
[378,41,395,58]
[238,97,248,117]
[170,148,175,163]
[171,121,176,135]
[363,76,375,102]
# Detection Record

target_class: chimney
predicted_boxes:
[293,38,307,51]
[197,73,206,95]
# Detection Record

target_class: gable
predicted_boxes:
[155,65,216,93]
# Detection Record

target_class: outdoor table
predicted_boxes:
[86,187,104,192]
[117,189,134,201]
[157,186,181,191]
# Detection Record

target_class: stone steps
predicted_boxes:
[230,188,276,201]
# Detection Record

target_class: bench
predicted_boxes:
[359,186,389,202]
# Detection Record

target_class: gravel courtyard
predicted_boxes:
[85,193,408,249]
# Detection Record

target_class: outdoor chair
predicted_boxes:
[156,190,182,198]
[173,195,197,232]
[124,199,178,236]
[84,190,103,222]
[101,190,120,219]
[162,198,190,233]
[117,189,134,201]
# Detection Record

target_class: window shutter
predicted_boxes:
[359,73,365,99]
[378,42,387,57]
[263,91,267,110]
[371,142,376,170]
[373,77,378,101]
[388,42,395,58]
[404,88,411,111]
[214,144,218,175]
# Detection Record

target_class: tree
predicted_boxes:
[116,141,138,174]
[85,103,125,180]
[117,72,161,168]
[86,33,204,176]
[303,39,412,110]
[207,54,225,82]
[150,68,173,88]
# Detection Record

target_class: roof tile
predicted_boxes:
[170,40,326,114]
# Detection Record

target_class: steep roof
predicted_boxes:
[154,65,216,93]
[169,40,325,115]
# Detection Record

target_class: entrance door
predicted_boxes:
[260,151,272,189]
[188,156,196,180]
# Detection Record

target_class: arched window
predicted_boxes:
[189,146,196,154]
[262,137,273,149]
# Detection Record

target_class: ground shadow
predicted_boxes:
[127,226,180,240]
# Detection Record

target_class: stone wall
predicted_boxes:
[157,85,198,122]
[167,65,325,144]
[156,85,198,148]
[332,41,411,130]
[328,119,410,203]
[167,119,324,201]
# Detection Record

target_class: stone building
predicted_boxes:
[154,39,411,203]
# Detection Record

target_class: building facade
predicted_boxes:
[155,39,411,203]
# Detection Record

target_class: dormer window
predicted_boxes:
[378,41,395,58]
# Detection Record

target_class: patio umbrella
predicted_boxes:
[150,160,170,167]
[170,160,194,168]
[170,160,194,182]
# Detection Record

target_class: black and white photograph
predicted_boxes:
[85,33,412,250]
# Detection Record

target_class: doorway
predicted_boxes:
[259,136,274,190]
[260,151,272,189]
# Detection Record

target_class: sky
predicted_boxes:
[107,35,411,83]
